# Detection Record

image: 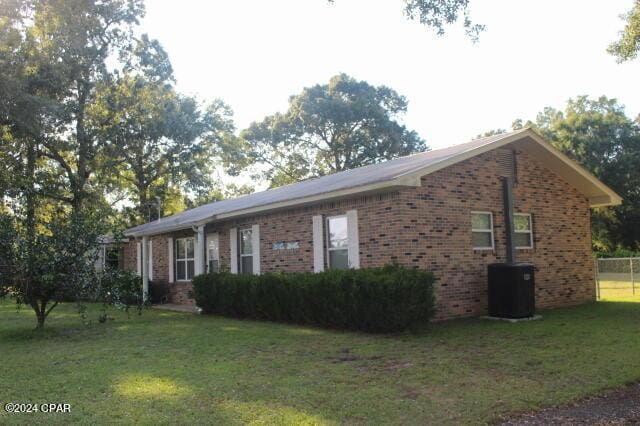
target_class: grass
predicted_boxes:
[597,272,639,298]
[2,298,640,425]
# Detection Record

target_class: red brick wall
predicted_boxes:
[123,240,137,272]
[394,149,594,319]
[138,147,596,319]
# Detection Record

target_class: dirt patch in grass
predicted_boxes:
[501,382,640,425]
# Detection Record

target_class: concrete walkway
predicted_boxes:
[152,304,200,314]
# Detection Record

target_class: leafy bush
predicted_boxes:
[596,249,640,258]
[193,265,435,333]
[99,269,144,310]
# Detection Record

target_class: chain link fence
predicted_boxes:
[596,258,640,299]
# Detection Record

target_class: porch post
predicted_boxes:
[142,235,149,302]
[195,225,205,276]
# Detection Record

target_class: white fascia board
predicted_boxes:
[125,179,419,238]
[397,128,622,208]
[213,179,419,220]
[524,132,622,207]
[395,128,531,182]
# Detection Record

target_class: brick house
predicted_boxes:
[122,129,621,319]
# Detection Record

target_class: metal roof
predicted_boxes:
[124,128,621,237]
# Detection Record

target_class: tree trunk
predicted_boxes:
[138,184,149,222]
[25,139,37,288]
[73,79,90,215]
[35,311,45,329]
[25,139,36,245]
[31,301,46,330]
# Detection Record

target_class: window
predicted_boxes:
[105,247,120,269]
[327,216,349,269]
[471,212,494,250]
[207,233,219,273]
[239,228,253,274]
[514,213,533,249]
[175,237,195,281]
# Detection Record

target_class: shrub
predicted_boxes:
[99,269,144,309]
[193,265,435,333]
[596,249,640,258]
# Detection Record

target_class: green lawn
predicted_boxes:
[598,272,638,298]
[2,298,640,425]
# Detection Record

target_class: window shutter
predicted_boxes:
[167,237,174,283]
[195,225,205,276]
[136,242,142,276]
[312,215,324,272]
[148,240,153,281]
[230,228,238,274]
[346,210,360,269]
[251,224,260,274]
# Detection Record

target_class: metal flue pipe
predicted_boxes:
[502,176,516,265]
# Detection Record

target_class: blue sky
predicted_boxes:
[141,0,640,150]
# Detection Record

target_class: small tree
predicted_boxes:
[0,212,105,329]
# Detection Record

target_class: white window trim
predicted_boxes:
[326,215,349,269]
[206,232,219,273]
[175,237,195,282]
[239,228,253,274]
[514,213,534,249]
[471,211,495,250]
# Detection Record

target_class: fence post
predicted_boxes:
[631,258,636,296]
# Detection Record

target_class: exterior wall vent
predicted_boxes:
[496,149,516,179]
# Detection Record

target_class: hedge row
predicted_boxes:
[192,265,435,333]
[596,249,640,259]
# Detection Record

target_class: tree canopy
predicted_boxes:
[402,0,484,40]
[513,96,640,251]
[91,74,235,223]
[0,0,235,327]
[227,74,427,188]
[329,0,484,40]
[609,0,640,62]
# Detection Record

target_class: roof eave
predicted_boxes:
[397,128,623,209]
[589,195,623,208]
[124,128,623,237]
[124,176,422,237]
[524,130,623,208]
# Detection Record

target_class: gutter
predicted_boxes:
[124,177,421,238]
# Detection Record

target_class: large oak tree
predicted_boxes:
[91,74,235,223]
[227,74,427,188]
